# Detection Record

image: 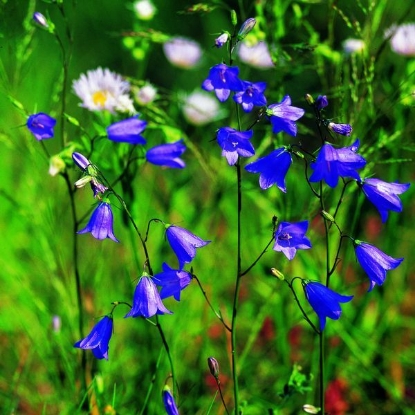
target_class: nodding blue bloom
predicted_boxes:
[146,140,186,168]
[359,177,410,223]
[74,315,113,360]
[33,12,48,28]
[354,240,404,291]
[273,221,311,260]
[233,81,267,112]
[27,112,56,140]
[327,122,352,136]
[165,224,210,270]
[107,116,147,145]
[266,95,305,136]
[162,386,179,415]
[72,152,91,170]
[153,263,192,301]
[245,147,292,192]
[77,201,119,242]
[303,281,353,331]
[315,95,328,110]
[215,32,229,48]
[216,127,255,165]
[309,139,366,188]
[202,63,244,102]
[124,274,172,318]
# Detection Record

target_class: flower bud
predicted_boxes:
[215,32,229,48]
[327,122,352,136]
[303,404,321,414]
[305,94,314,105]
[271,268,285,280]
[315,95,328,110]
[72,152,90,170]
[133,0,157,21]
[238,18,256,39]
[321,210,335,223]
[74,175,93,189]
[231,10,237,26]
[33,12,48,28]
[49,154,66,176]
[207,357,220,379]
[162,386,179,415]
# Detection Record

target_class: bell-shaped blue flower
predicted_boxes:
[327,122,352,136]
[74,315,113,360]
[77,201,119,242]
[27,112,56,140]
[245,147,292,192]
[162,386,179,415]
[359,177,410,223]
[107,116,147,145]
[202,63,244,102]
[354,240,403,291]
[315,95,328,110]
[153,263,192,301]
[217,127,255,165]
[266,96,305,136]
[165,224,210,269]
[72,152,91,170]
[309,139,366,188]
[303,281,353,331]
[273,221,311,260]
[124,274,172,318]
[146,140,186,168]
[233,81,267,113]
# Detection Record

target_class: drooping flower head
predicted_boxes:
[182,91,220,126]
[359,177,410,223]
[387,23,415,57]
[153,263,192,301]
[163,37,202,68]
[215,32,229,48]
[162,386,179,415]
[354,240,404,291]
[309,139,366,188]
[233,81,267,112]
[303,281,353,331]
[77,201,119,242]
[72,67,135,114]
[216,127,255,165]
[273,221,311,260]
[327,122,352,136]
[266,95,305,136]
[315,95,328,110]
[33,12,49,28]
[27,113,56,141]
[74,315,113,360]
[106,116,147,145]
[124,274,172,318]
[237,41,274,69]
[245,147,293,192]
[165,224,210,269]
[202,63,244,102]
[146,140,186,168]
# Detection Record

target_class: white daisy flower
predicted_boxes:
[387,23,415,57]
[163,37,202,69]
[72,67,136,114]
[182,91,219,126]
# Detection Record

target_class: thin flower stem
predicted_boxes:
[240,235,275,277]
[193,275,231,331]
[216,379,230,415]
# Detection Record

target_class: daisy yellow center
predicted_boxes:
[92,90,108,107]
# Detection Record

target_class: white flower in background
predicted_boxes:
[182,91,219,126]
[237,41,274,69]
[387,23,415,57]
[135,83,157,105]
[133,0,156,20]
[72,67,136,114]
[343,38,365,54]
[163,37,202,69]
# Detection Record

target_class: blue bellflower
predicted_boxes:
[165,224,210,269]
[77,201,119,242]
[233,81,267,112]
[107,116,147,145]
[162,387,179,415]
[202,63,244,102]
[27,112,56,140]
[74,315,113,360]
[245,147,292,192]
[146,139,186,168]
[216,127,255,165]
[309,139,366,188]
[315,95,328,110]
[327,122,352,136]
[359,177,410,223]
[124,274,172,318]
[354,240,404,291]
[267,95,305,136]
[153,263,192,301]
[72,152,91,170]
[303,281,353,331]
[273,221,312,260]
